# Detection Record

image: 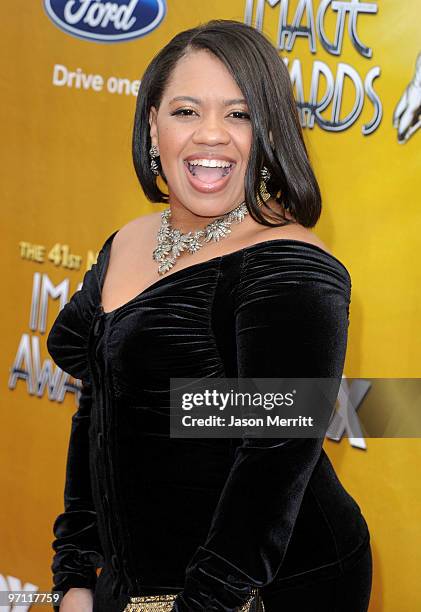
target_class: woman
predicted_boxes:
[47,19,372,612]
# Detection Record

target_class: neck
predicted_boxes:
[167,200,244,233]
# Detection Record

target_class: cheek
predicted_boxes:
[237,131,252,163]
[160,120,190,146]
[159,129,190,170]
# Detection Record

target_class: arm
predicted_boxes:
[173,270,350,611]
[51,378,104,611]
[47,232,116,609]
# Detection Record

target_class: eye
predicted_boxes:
[229,111,250,120]
[170,108,250,120]
[171,108,197,117]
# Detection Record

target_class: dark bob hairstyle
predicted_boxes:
[132,19,322,228]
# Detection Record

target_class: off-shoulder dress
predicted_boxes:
[47,230,371,611]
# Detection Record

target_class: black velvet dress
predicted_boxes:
[47,230,371,611]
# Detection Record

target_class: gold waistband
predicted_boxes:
[122,587,263,611]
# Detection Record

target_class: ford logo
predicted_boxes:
[44,0,166,43]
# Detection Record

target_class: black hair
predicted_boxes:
[132,19,322,228]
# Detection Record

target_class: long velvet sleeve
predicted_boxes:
[46,238,115,609]
[50,378,104,609]
[173,255,351,611]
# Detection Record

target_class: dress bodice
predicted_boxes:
[47,230,370,611]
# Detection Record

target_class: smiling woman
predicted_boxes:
[47,19,372,612]
[147,50,256,212]
[134,21,322,229]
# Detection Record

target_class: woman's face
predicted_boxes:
[149,49,253,219]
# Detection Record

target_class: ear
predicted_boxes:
[149,106,159,147]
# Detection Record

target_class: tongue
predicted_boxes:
[192,165,226,184]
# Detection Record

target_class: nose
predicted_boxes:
[191,113,231,146]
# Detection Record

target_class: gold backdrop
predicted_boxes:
[2,1,420,610]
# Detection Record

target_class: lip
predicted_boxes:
[184,153,237,163]
[183,159,235,194]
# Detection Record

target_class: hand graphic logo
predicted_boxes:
[393,51,421,143]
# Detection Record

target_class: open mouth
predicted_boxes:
[183,160,236,193]
[185,161,234,182]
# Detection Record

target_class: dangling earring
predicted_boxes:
[258,166,271,204]
[261,166,271,182]
[149,144,160,175]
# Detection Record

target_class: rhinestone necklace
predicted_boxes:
[152,201,249,275]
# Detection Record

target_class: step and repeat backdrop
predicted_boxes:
[2,1,420,610]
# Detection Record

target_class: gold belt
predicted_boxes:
[123,587,264,611]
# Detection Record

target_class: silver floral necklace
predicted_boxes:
[152,201,249,275]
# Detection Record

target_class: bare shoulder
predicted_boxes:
[282,224,332,255]
[110,211,160,251]
[256,222,333,257]
[251,199,332,256]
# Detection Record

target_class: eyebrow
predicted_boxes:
[169,96,248,106]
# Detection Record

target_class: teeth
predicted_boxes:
[187,159,233,168]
